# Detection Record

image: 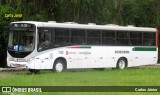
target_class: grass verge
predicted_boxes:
[0,68,160,95]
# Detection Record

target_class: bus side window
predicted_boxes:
[81,38,86,44]
[71,29,85,44]
[87,30,101,45]
[55,28,69,44]
[38,28,52,51]
[130,32,142,46]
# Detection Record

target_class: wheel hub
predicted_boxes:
[55,62,63,72]
[119,60,125,69]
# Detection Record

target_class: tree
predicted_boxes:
[1,0,160,67]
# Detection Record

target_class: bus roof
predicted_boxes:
[11,21,157,32]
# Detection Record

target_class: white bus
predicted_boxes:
[7,21,158,73]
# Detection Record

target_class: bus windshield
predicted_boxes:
[8,30,35,52]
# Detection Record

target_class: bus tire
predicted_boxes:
[29,69,40,74]
[53,59,65,72]
[116,58,127,70]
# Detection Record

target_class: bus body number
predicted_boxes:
[58,51,64,54]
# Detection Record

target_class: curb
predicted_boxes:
[0,68,25,71]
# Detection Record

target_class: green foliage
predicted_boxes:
[0,0,159,26]
[0,0,160,66]
[0,5,14,26]
[0,4,18,64]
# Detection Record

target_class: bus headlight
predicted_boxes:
[9,57,14,61]
[27,57,34,63]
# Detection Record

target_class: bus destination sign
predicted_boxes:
[12,23,33,28]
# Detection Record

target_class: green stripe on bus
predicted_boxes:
[133,47,157,51]
[80,46,91,48]
[68,45,91,49]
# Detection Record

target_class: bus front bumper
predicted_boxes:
[8,61,28,68]
[7,57,34,69]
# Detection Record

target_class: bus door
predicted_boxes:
[35,28,53,69]
[35,53,53,69]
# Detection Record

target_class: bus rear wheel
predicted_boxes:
[53,59,65,72]
[116,58,127,69]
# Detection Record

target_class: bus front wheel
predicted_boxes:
[116,58,127,69]
[53,59,65,72]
